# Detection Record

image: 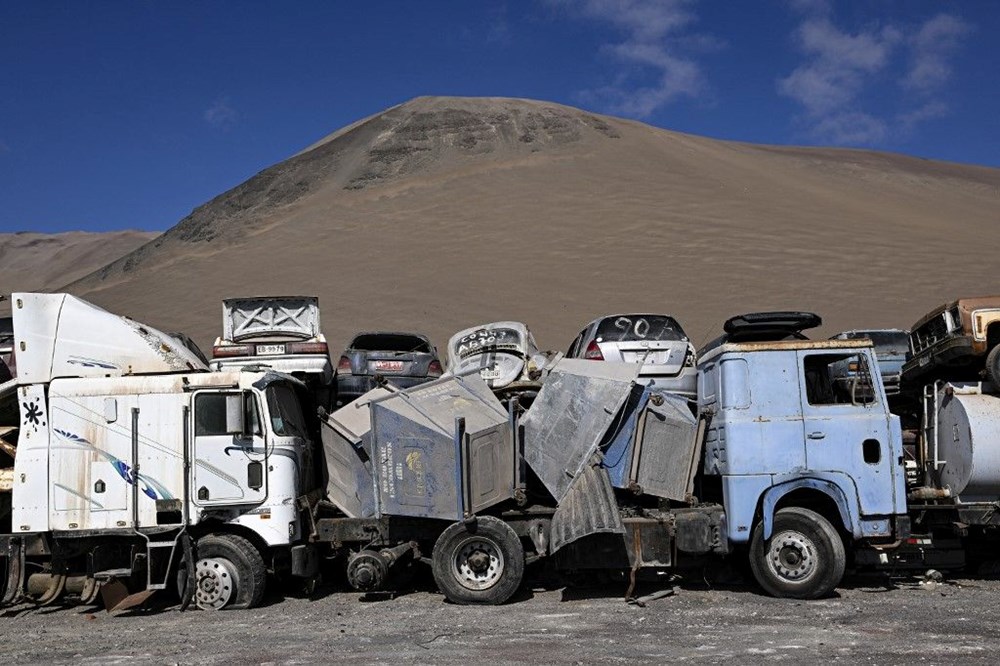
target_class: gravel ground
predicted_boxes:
[2,569,1000,665]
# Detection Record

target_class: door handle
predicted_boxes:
[807,431,826,440]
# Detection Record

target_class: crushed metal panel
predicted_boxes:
[601,388,651,489]
[549,459,624,553]
[631,392,700,501]
[321,388,391,518]
[522,358,641,502]
[367,376,513,521]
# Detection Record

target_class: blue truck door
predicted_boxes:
[797,349,898,517]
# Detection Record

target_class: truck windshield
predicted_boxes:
[596,315,686,342]
[266,384,307,439]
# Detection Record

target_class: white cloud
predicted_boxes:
[778,19,901,118]
[204,97,238,130]
[778,12,970,146]
[897,101,949,136]
[903,14,971,93]
[553,0,714,118]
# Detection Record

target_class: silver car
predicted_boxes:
[566,314,697,398]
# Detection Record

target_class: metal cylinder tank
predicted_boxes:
[938,391,1000,498]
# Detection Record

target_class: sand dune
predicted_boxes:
[0,230,158,295]
[52,96,1000,355]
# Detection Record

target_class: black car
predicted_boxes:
[335,332,442,406]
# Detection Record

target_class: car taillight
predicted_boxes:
[427,360,443,377]
[584,340,604,360]
[287,341,329,355]
[337,356,352,373]
[212,344,253,358]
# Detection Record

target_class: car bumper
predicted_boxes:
[637,369,698,399]
[903,336,977,380]
[211,355,334,384]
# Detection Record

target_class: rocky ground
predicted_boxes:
[2,569,999,665]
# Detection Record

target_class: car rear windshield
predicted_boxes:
[350,334,431,353]
[596,315,686,342]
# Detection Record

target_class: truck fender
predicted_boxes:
[760,479,859,541]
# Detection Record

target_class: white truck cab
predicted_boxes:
[0,294,319,611]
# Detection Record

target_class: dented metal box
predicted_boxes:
[322,375,515,521]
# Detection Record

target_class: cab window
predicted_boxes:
[803,353,877,406]
[266,384,307,438]
[194,392,261,437]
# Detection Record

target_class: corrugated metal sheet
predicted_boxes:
[549,458,624,553]
[632,393,699,501]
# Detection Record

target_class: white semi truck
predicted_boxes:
[0,294,320,610]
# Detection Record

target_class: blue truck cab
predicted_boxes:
[698,338,908,597]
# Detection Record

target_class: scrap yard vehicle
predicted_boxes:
[902,296,1000,387]
[334,331,442,406]
[210,296,335,410]
[6,295,1000,612]
[566,313,698,399]
[0,293,322,611]
[317,311,1000,602]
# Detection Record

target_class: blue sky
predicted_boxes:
[2,1,997,233]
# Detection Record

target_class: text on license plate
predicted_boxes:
[375,360,404,372]
[480,367,502,380]
[257,344,285,355]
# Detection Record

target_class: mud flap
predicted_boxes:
[101,578,155,615]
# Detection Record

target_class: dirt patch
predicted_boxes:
[3,572,1000,664]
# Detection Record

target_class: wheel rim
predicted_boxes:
[452,536,505,591]
[195,557,237,610]
[766,530,817,583]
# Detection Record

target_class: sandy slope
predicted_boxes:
[56,96,1000,354]
[0,230,158,295]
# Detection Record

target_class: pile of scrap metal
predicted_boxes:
[318,356,700,565]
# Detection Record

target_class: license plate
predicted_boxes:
[374,360,404,372]
[480,367,502,380]
[256,344,285,355]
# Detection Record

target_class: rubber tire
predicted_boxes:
[432,516,524,605]
[180,534,267,610]
[749,507,845,600]
[985,345,1000,387]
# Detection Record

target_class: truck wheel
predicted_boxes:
[986,345,1000,387]
[432,516,524,605]
[180,534,267,610]
[749,507,845,599]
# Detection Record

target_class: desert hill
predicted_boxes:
[59,96,1000,355]
[0,230,158,295]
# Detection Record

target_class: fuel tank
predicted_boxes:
[938,385,1000,498]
